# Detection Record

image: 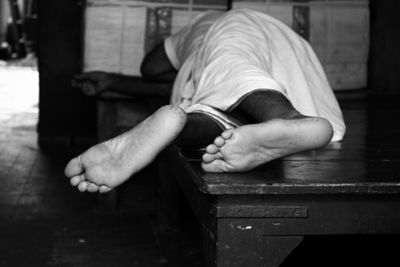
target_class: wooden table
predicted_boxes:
[165,94,400,267]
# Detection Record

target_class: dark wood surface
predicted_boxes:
[167,94,400,266]
[179,95,400,195]
[0,87,203,267]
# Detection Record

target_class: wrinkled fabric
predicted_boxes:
[164,9,345,141]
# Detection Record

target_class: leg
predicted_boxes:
[64,105,187,193]
[202,90,333,172]
[175,112,224,150]
[235,90,305,122]
[140,42,177,82]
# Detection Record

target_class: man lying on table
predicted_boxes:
[65,9,346,193]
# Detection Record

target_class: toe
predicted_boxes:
[77,181,89,192]
[221,130,233,140]
[86,183,99,193]
[64,156,84,177]
[99,185,112,193]
[201,159,230,173]
[214,136,225,147]
[206,144,219,154]
[202,153,216,163]
[70,174,84,186]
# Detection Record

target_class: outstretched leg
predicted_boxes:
[65,105,187,193]
[202,90,333,172]
[175,112,223,150]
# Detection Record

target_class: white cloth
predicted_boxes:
[164,9,346,142]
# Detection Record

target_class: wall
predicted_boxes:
[84,0,370,91]
[232,0,369,90]
[84,0,228,75]
[36,0,400,146]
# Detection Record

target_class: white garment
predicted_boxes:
[164,9,346,142]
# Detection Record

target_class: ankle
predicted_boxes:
[237,89,305,122]
[281,110,306,120]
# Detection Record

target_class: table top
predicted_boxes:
[179,94,400,195]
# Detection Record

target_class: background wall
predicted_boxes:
[37,0,400,145]
[233,0,369,90]
[84,0,228,75]
[84,0,369,90]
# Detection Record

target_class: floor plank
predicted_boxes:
[0,67,203,267]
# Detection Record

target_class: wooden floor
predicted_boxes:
[0,111,206,267]
[0,66,399,266]
[0,66,204,266]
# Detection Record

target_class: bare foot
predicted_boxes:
[64,105,187,193]
[72,71,118,96]
[201,117,333,172]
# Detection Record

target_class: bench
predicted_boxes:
[95,90,400,266]
[159,93,400,266]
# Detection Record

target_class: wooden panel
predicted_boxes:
[84,0,369,89]
[84,0,227,77]
[178,96,400,195]
[232,0,370,90]
[170,9,205,34]
[213,205,308,218]
[217,195,400,235]
[323,63,367,89]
